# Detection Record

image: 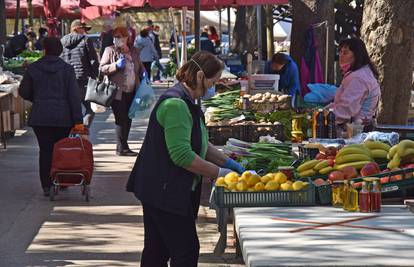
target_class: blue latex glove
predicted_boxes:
[116,57,126,69]
[224,158,245,174]
[141,71,148,80]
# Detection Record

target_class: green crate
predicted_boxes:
[316,184,332,205]
[214,181,316,208]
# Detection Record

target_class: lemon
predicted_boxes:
[224,172,239,185]
[241,171,253,180]
[260,174,273,184]
[227,182,238,191]
[265,181,279,191]
[254,182,265,191]
[247,174,261,187]
[215,177,226,187]
[274,172,288,184]
[280,182,293,191]
[292,181,304,191]
[236,180,248,191]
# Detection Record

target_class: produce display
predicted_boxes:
[242,92,291,113]
[4,50,42,71]
[215,171,308,192]
[224,138,294,173]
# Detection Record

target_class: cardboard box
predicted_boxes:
[1,110,11,132]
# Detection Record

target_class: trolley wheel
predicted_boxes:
[49,186,55,201]
[85,186,90,202]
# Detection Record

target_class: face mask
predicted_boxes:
[340,63,352,74]
[113,38,126,48]
[202,86,216,100]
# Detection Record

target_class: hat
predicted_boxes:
[71,19,92,31]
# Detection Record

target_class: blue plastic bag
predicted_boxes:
[304,83,337,103]
[128,73,156,119]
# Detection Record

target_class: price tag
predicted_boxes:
[381,185,399,193]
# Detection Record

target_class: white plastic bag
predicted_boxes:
[91,102,106,113]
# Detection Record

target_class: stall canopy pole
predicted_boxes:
[181,7,188,66]
[227,7,231,50]
[256,5,262,60]
[194,0,201,51]
[169,8,180,71]
[218,8,222,41]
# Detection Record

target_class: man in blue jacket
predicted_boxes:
[264,52,300,97]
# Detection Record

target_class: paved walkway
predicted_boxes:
[0,89,244,266]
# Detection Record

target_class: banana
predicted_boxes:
[336,147,371,158]
[364,141,391,151]
[297,160,319,173]
[334,161,372,171]
[319,166,334,175]
[314,160,329,171]
[387,153,401,169]
[397,140,414,157]
[335,154,372,165]
[299,169,317,178]
[399,148,414,158]
[370,149,388,159]
[387,144,398,159]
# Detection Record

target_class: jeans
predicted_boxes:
[33,126,71,189]
[111,92,135,152]
[77,80,95,127]
[153,60,165,81]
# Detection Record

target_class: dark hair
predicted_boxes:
[27,31,37,39]
[140,28,149,38]
[208,26,217,35]
[176,51,224,90]
[201,32,209,38]
[147,19,153,26]
[271,52,288,65]
[339,37,378,77]
[43,37,63,56]
[39,27,48,36]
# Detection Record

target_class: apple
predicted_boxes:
[313,178,327,187]
[325,147,338,157]
[390,168,403,181]
[315,153,327,160]
[380,177,390,184]
[328,171,345,182]
[327,159,335,167]
[360,162,381,177]
[352,182,363,189]
[342,166,359,180]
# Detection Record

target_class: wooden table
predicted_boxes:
[233,206,414,266]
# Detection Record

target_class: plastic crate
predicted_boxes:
[245,123,285,142]
[214,181,316,208]
[207,125,244,145]
[316,184,332,205]
[298,144,320,160]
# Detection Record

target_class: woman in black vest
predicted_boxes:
[127,51,244,267]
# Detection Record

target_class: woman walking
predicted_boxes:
[127,51,245,267]
[100,26,145,156]
[19,37,83,196]
[134,28,159,80]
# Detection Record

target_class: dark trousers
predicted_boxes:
[111,92,134,152]
[33,126,71,189]
[153,60,165,81]
[141,204,200,267]
[142,61,153,80]
[77,80,95,127]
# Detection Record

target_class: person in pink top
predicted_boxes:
[331,37,381,132]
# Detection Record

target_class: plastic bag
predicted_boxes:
[304,83,337,103]
[90,102,106,113]
[364,131,400,146]
[128,74,156,120]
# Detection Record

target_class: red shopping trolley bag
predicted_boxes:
[50,135,94,185]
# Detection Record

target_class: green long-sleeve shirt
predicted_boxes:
[156,98,208,189]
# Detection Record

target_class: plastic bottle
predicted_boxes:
[327,108,337,139]
[313,109,326,138]
[359,182,371,213]
[370,181,382,212]
[347,181,359,212]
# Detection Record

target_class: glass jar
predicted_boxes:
[332,181,345,208]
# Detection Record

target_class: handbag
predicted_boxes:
[85,72,118,107]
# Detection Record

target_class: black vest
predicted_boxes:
[127,83,205,217]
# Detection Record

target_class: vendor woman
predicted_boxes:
[126,51,245,266]
[331,37,381,132]
[264,52,300,97]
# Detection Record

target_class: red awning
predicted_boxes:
[145,0,233,8]
[5,0,81,19]
[235,0,288,5]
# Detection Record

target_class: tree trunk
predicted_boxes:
[14,0,21,35]
[290,0,335,83]
[231,6,258,55]
[0,0,6,45]
[361,0,414,125]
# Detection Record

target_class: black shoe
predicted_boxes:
[43,187,50,197]
[116,149,138,157]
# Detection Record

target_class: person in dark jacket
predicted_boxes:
[18,37,83,196]
[264,52,300,97]
[34,27,48,51]
[100,22,114,58]
[4,31,37,58]
[126,51,245,267]
[152,25,165,82]
[200,32,215,54]
[61,19,99,127]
